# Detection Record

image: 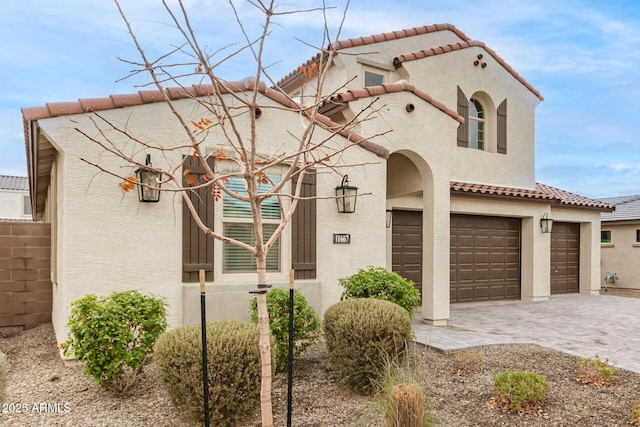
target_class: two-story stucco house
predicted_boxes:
[21,23,613,345]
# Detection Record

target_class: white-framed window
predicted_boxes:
[468,98,485,150]
[222,175,281,273]
[23,195,32,216]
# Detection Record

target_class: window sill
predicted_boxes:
[601,243,614,248]
[632,243,640,248]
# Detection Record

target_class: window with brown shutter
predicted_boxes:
[291,170,316,279]
[182,156,215,282]
[497,99,507,154]
[457,86,469,147]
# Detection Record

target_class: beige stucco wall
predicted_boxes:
[0,189,31,220]
[37,94,386,345]
[601,222,640,289]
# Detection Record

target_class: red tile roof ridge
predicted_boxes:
[450,181,614,210]
[22,78,389,159]
[275,23,469,90]
[332,80,463,123]
[393,41,543,101]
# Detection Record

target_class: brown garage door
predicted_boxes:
[450,214,521,303]
[392,210,422,296]
[550,222,580,294]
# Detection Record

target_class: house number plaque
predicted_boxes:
[333,234,351,244]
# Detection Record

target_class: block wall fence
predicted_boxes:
[0,222,52,329]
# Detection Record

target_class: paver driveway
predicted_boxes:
[413,294,640,373]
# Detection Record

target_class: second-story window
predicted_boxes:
[468,98,485,150]
[364,71,384,87]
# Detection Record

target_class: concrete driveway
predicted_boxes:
[413,294,640,373]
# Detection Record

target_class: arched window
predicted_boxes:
[468,98,485,150]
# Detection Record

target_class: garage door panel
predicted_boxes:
[551,222,580,294]
[450,214,521,303]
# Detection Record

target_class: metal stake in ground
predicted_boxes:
[199,269,210,427]
[287,269,295,427]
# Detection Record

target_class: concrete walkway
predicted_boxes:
[412,294,640,373]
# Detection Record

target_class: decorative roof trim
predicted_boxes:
[393,41,543,101]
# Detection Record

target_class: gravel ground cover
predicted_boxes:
[1,288,638,426]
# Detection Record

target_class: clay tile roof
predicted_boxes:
[22,80,389,160]
[393,41,543,101]
[450,181,614,211]
[276,23,469,90]
[535,183,614,210]
[0,175,29,191]
[327,81,463,123]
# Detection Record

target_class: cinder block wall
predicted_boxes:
[0,222,52,328]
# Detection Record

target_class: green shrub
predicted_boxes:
[250,288,320,371]
[576,353,619,386]
[339,266,420,317]
[154,320,272,426]
[0,350,7,403]
[632,401,640,424]
[492,370,549,413]
[60,290,167,392]
[323,298,413,394]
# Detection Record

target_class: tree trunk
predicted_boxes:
[256,256,273,427]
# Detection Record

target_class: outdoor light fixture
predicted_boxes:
[335,175,358,213]
[386,209,393,228]
[540,212,554,233]
[135,154,162,203]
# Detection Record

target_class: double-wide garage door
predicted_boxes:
[450,214,521,303]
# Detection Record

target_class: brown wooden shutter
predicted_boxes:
[457,86,469,147]
[291,170,316,280]
[182,156,215,282]
[497,99,507,154]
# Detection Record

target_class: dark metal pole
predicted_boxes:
[200,270,210,427]
[287,270,294,427]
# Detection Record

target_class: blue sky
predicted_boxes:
[2,0,640,199]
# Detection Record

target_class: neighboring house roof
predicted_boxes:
[600,195,640,222]
[322,80,463,123]
[276,23,543,101]
[451,181,614,211]
[0,175,28,191]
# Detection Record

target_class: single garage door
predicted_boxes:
[392,210,423,297]
[450,214,521,303]
[550,222,580,294]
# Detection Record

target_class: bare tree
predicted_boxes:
[75,1,386,425]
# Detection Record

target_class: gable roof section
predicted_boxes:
[322,81,464,123]
[0,175,29,191]
[21,79,387,159]
[601,195,640,222]
[451,181,614,211]
[393,40,543,101]
[276,23,542,101]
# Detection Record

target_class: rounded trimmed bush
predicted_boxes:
[250,288,320,371]
[339,266,420,317]
[323,298,413,394]
[154,320,272,426]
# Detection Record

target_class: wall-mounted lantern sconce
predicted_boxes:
[135,154,162,203]
[335,175,358,213]
[386,209,393,228]
[540,212,554,233]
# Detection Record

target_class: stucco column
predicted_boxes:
[579,222,599,294]
[521,215,550,302]
[421,183,449,326]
